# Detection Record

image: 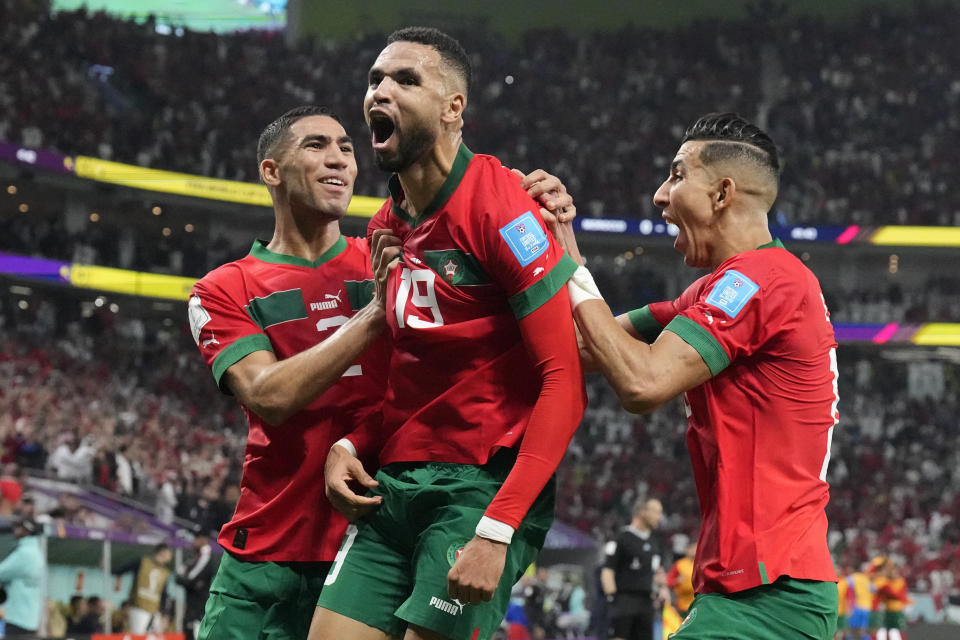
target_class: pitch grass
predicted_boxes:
[52,0,284,33]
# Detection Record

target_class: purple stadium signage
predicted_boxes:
[0,140,74,173]
[0,251,70,281]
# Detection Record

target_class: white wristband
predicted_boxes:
[567,265,603,310]
[331,438,357,457]
[475,516,515,544]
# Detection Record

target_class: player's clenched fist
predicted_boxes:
[446,535,508,605]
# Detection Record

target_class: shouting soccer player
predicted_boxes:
[312,27,586,640]
[553,113,840,640]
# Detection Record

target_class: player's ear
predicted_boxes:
[443,92,466,125]
[260,158,281,187]
[713,177,735,211]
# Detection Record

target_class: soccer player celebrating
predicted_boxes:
[551,113,840,639]
[187,106,393,639]
[313,27,586,640]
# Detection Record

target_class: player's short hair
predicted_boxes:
[153,542,171,555]
[387,26,471,96]
[682,112,780,181]
[256,105,341,165]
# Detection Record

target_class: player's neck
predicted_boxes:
[709,214,773,270]
[267,212,342,262]
[396,131,462,218]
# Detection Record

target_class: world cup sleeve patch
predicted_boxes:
[188,294,211,345]
[499,211,548,267]
[704,269,759,318]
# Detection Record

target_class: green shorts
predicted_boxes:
[868,610,883,629]
[197,551,332,640]
[316,450,555,640]
[882,610,906,630]
[670,578,837,640]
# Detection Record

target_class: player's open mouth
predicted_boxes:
[369,112,396,149]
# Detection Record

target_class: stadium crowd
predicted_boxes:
[1,0,959,226]
[0,290,244,535]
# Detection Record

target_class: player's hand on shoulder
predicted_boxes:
[324,443,382,521]
[371,228,402,309]
[446,535,508,605]
[511,168,577,225]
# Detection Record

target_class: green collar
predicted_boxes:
[757,237,785,250]
[388,143,474,228]
[248,236,347,268]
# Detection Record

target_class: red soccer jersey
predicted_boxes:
[188,237,390,562]
[632,240,839,593]
[367,144,583,525]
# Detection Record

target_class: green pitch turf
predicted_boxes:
[53,0,284,33]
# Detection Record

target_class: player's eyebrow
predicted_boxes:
[671,159,685,173]
[301,134,330,146]
[369,65,421,84]
[300,134,354,146]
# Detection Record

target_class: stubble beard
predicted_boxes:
[373,122,437,173]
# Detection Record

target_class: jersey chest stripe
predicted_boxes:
[345,279,375,308]
[245,288,308,329]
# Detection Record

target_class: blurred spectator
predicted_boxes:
[155,470,178,523]
[113,543,172,633]
[76,595,107,634]
[115,444,134,496]
[47,491,94,527]
[176,532,215,640]
[555,572,590,638]
[0,472,21,516]
[47,432,96,483]
[0,518,45,637]
[110,599,132,634]
[45,598,68,638]
[65,594,87,633]
[665,542,697,618]
[521,566,550,639]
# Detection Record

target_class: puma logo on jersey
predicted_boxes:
[533,267,545,277]
[201,334,220,348]
[310,291,342,311]
[429,596,464,616]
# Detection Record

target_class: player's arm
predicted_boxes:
[448,288,586,604]
[554,219,711,412]
[575,299,710,413]
[323,229,403,519]
[224,301,386,426]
